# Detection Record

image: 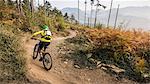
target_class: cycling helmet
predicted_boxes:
[41,25,49,30]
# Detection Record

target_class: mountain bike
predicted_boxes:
[32,38,52,71]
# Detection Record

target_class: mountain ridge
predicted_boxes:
[61,6,150,30]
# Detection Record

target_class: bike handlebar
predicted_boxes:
[31,37,40,40]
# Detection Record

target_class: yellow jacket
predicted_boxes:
[32,30,52,42]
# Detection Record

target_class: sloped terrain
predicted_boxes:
[60,28,150,83]
[24,30,136,84]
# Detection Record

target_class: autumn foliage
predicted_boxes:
[83,28,150,81]
[63,28,150,82]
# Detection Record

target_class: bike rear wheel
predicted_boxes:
[43,53,52,71]
[33,44,39,59]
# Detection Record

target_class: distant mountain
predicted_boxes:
[118,6,150,19]
[61,6,150,30]
[61,7,85,21]
[61,7,82,14]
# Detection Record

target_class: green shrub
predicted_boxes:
[56,16,66,31]
[95,23,104,29]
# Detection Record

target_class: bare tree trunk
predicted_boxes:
[114,4,120,29]
[94,5,98,27]
[44,0,46,16]
[107,0,113,28]
[19,0,21,13]
[30,0,34,13]
[3,0,7,6]
[78,0,80,23]
[90,1,94,27]
[90,5,93,27]
[7,0,13,5]
[84,0,87,26]
[88,17,90,26]
[38,0,40,7]
[19,0,24,16]
[43,0,46,22]
[24,0,30,10]
[16,0,19,10]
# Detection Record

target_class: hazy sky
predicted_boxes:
[36,0,150,10]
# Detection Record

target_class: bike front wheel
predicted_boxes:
[33,44,39,59]
[43,53,52,71]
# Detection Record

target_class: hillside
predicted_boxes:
[61,28,150,83]
[1,0,150,84]
[0,1,73,83]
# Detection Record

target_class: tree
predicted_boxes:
[3,0,8,6]
[78,0,79,22]
[90,0,94,27]
[114,4,120,29]
[107,0,113,28]
[84,0,87,25]
[94,0,106,27]
[58,11,63,16]
[17,0,24,16]
[70,14,75,22]
[64,13,69,20]
[23,0,30,10]
[7,0,13,5]
[52,7,59,15]
[1,0,15,6]
[38,0,40,6]
[45,1,52,16]
[30,0,34,13]
[45,1,52,11]
[16,0,19,11]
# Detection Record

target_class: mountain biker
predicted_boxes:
[31,25,52,61]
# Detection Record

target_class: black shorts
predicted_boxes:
[38,41,50,51]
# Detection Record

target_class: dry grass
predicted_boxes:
[62,28,150,83]
[0,24,27,83]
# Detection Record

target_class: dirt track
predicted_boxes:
[25,30,78,84]
[25,30,135,84]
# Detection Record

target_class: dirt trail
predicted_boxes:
[25,30,135,84]
[25,30,77,84]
